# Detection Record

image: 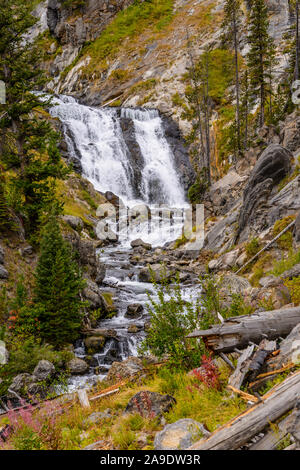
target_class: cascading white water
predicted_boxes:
[121,108,185,206]
[50,96,134,199]
[49,96,186,208]
[47,95,195,392]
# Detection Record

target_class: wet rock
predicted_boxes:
[62,215,84,230]
[106,357,144,382]
[0,266,8,279]
[33,360,55,382]
[95,264,106,285]
[67,358,89,375]
[131,239,152,250]
[127,324,140,334]
[126,303,143,318]
[125,391,176,418]
[139,264,174,283]
[154,419,210,450]
[84,336,106,354]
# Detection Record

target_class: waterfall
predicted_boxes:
[49,96,186,207]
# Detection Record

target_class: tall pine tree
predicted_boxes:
[247,0,275,127]
[34,216,85,347]
[0,0,68,235]
[222,0,243,157]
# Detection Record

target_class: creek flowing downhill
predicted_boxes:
[49,96,198,391]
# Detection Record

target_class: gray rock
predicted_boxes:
[154,419,210,450]
[33,360,55,382]
[294,212,300,243]
[95,264,106,285]
[139,264,174,283]
[62,215,84,230]
[0,246,4,264]
[84,335,106,354]
[106,357,144,382]
[0,266,8,279]
[83,411,111,427]
[8,373,34,396]
[126,303,143,318]
[67,358,89,375]
[281,263,300,280]
[127,324,140,334]
[238,144,292,239]
[125,391,176,418]
[219,273,251,294]
[131,238,152,250]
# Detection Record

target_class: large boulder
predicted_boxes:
[131,239,152,250]
[237,144,292,239]
[154,419,210,450]
[62,215,84,231]
[84,336,106,354]
[106,357,144,382]
[139,264,175,283]
[33,360,55,382]
[125,304,143,318]
[125,391,176,418]
[67,358,89,375]
[7,373,34,397]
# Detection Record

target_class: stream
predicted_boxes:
[49,96,200,391]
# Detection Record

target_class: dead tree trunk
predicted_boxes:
[189,370,300,450]
[187,307,300,353]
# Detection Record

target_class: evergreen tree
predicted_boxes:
[247,0,276,127]
[0,0,68,234]
[222,0,243,157]
[34,216,85,347]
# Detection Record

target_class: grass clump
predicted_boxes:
[273,215,296,250]
[245,237,260,258]
[271,249,300,276]
[284,277,300,305]
[83,0,174,70]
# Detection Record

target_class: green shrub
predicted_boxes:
[273,215,295,250]
[284,276,300,305]
[139,272,206,369]
[271,249,300,276]
[245,237,260,258]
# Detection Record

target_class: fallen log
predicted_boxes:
[189,370,300,450]
[187,306,300,353]
[228,345,255,389]
[248,413,292,450]
[227,385,259,404]
[249,363,295,392]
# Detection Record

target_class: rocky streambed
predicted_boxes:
[68,242,204,391]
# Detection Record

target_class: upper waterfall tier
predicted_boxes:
[49,96,187,207]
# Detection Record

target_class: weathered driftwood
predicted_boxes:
[249,363,295,392]
[228,345,255,389]
[227,385,259,404]
[267,323,300,371]
[187,307,300,353]
[247,339,277,383]
[248,413,293,450]
[189,370,300,450]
